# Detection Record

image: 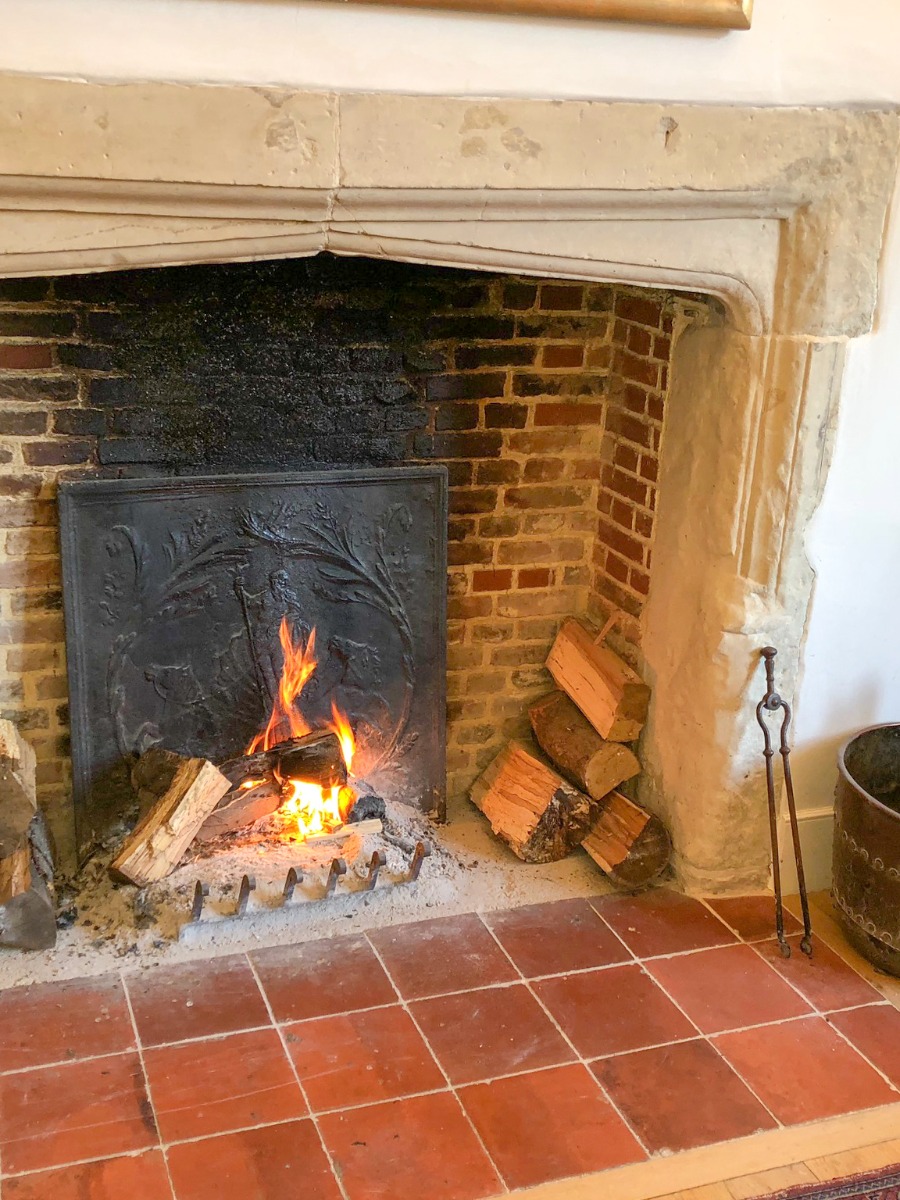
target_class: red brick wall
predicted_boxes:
[0,263,695,855]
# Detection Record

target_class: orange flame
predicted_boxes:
[246,617,316,755]
[328,700,356,774]
[246,615,358,840]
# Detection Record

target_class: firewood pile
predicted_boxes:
[111,729,357,888]
[0,719,56,949]
[470,616,672,890]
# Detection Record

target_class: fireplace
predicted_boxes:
[58,465,447,858]
[0,78,897,899]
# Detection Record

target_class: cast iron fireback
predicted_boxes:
[58,467,447,859]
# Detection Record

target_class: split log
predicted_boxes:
[529,690,641,799]
[546,617,650,742]
[195,779,283,842]
[582,790,672,890]
[0,719,37,857]
[0,840,31,905]
[110,757,231,886]
[470,740,593,863]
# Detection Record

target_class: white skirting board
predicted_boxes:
[778,805,834,893]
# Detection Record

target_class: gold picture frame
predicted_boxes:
[341,0,752,25]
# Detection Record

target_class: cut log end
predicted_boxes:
[582,791,672,890]
[546,617,650,743]
[470,740,593,863]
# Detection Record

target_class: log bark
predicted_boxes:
[110,757,231,886]
[582,791,672,890]
[546,618,650,742]
[470,740,593,863]
[0,719,37,857]
[0,840,31,905]
[218,730,346,791]
[529,690,641,799]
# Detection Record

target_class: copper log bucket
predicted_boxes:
[833,723,900,976]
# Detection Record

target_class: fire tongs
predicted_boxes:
[756,646,813,959]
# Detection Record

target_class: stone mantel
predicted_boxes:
[1,74,897,889]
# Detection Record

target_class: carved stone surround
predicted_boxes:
[1,75,897,890]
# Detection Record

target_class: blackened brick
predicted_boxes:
[52,408,108,436]
[23,439,94,467]
[484,403,528,430]
[455,344,535,370]
[539,285,584,312]
[57,344,114,371]
[475,460,520,485]
[414,431,502,459]
[0,411,48,436]
[426,373,506,402]
[513,373,606,398]
[435,404,480,431]
[0,377,78,404]
[502,283,537,311]
[424,316,515,341]
[0,313,75,338]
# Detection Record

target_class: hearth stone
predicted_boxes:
[58,466,447,859]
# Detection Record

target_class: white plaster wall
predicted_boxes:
[2,0,899,881]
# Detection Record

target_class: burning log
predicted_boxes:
[217,730,347,792]
[529,690,641,800]
[470,740,593,863]
[111,756,231,886]
[582,791,672,890]
[546,617,650,742]
[197,731,348,841]
[0,721,57,951]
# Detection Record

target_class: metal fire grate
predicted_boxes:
[59,466,447,859]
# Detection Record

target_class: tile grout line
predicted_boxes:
[513,902,789,1137]
[241,952,353,1200]
[118,969,178,1200]
[474,911,655,1165]
[361,928,511,1196]
[740,932,900,1093]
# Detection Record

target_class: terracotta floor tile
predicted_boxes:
[593,1039,777,1154]
[755,935,882,1012]
[411,983,575,1084]
[595,888,737,958]
[647,944,813,1034]
[828,1004,900,1087]
[534,963,695,1058]
[0,975,135,1074]
[144,1027,306,1142]
[167,1118,341,1200]
[715,1015,898,1124]
[126,954,270,1047]
[0,1052,157,1174]
[3,1150,171,1199]
[367,914,518,999]
[251,934,397,1022]
[320,1091,500,1200]
[706,895,803,943]
[285,1005,445,1112]
[483,898,632,978]
[460,1063,644,1189]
